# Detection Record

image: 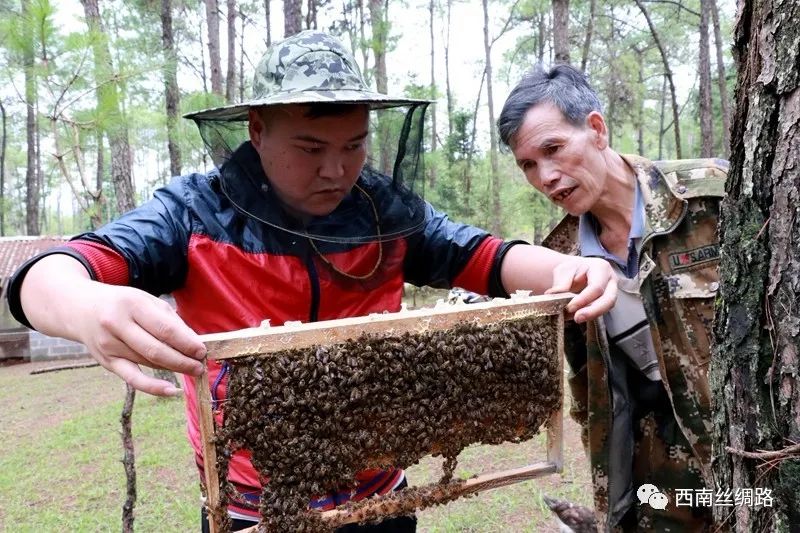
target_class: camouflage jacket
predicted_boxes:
[543,156,728,530]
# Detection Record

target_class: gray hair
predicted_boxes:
[497,64,603,147]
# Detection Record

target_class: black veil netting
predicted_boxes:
[190,103,430,246]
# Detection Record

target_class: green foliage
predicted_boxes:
[444,109,477,163]
[0,0,736,241]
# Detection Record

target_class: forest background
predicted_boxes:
[0,0,735,243]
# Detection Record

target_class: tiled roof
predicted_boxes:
[0,235,69,282]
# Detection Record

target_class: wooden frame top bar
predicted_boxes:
[201,292,573,361]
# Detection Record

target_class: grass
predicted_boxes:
[0,359,591,532]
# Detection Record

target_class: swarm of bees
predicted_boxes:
[215,315,561,532]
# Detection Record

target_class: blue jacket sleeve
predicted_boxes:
[74,175,194,296]
[403,202,491,289]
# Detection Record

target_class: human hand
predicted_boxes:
[74,283,206,396]
[545,256,617,323]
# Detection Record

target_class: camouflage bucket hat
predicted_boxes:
[184,30,429,122]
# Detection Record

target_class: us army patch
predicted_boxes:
[668,244,720,271]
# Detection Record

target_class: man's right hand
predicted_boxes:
[20,254,206,397]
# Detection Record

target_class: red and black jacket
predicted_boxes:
[8,141,519,518]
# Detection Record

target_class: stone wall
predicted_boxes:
[28,330,89,361]
[0,329,29,362]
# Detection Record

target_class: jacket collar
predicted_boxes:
[624,154,686,236]
[217,141,428,245]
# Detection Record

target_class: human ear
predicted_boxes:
[248,108,264,146]
[586,111,609,150]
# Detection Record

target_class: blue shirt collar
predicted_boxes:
[577,177,645,277]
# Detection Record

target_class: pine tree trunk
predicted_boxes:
[93,132,104,229]
[199,19,209,94]
[82,0,136,215]
[580,0,594,72]
[0,99,6,236]
[284,0,302,37]
[636,48,644,156]
[711,0,800,529]
[161,0,182,177]
[698,0,714,157]
[658,74,666,159]
[22,0,40,236]
[368,0,391,174]
[551,0,570,65]
[368,0,387,95]
[482,0,502,236]
[605,8,615,148]
[357,0,368,82]
[108,127,135,215]
[428,0,437,188]
[205,0,223,95]
[306,0,318,29]
[239,11,245,102]
[537,12,545,63]
[444,0,453,138]
[710,0,730,157]
[226,0,237,102]
[264,0,272,47]
[466,72,485,199]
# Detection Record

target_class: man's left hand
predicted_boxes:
[546,256,617,323]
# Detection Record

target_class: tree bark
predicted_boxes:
[658,74,666,159]
[368,0,391,174]
[605,8,615,148]
[482,0,502,236]
[264,0,272,47]
[698,0,714,157]
[82,0,136,215]
[225,0,237,102]
[357,0,368,82]
[711,0,800,529]
[579,0,594,72]
[306,0,318,29]
[94,131,104,228]
[551,0,570,65]
[428,0,437,188]
[0,99,6,236]
[368,0,387,96]
[636,48,644,156]
[161,0,182,177]
[634,0,682,158]
[284,0,302,37]
[121,384,136,533]
[205,0,223,96]
[537,12,545,63]
[444,0,453,138]
[467,71,485,195]
[239,10,245,102]
[710,0,730,157]
[22,0,40,236]
[199,18,209,94]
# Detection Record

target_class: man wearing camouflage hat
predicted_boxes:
[8,32,618,530]
[498,64,726,531]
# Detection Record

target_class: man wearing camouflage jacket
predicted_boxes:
[498,64,726,531]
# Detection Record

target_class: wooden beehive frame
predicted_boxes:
[197,292,569,533]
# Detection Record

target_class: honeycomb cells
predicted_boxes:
[214,315,561,531]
